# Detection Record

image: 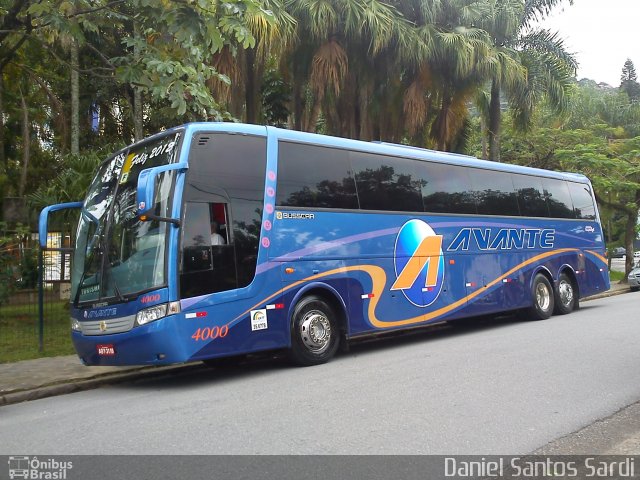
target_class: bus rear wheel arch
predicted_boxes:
[528,273,555,320]
[554,271,579,315]
[289,294,341,366]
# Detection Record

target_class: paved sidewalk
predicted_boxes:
[0,281,631,407]
[0,356,203,406]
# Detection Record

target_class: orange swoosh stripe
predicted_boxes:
[585,250,607,265]
[233,248,580,329]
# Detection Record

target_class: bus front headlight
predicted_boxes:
[135,302,180,327]
[71,318,82,332]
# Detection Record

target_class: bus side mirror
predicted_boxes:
[137,162,188,222]
[38,202,83,248]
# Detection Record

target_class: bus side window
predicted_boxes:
[210,203,229,245]
[181,202,213,273]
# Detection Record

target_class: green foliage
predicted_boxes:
[16,248,37,289]
[28,145,120,211]
[0,240,13,305]
[261,65,291,127]
[113,0,270,119]
[0,223,32,305]
[621,59,640,102]
[493,78,640,274]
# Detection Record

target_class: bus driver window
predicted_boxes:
[210,203,228,245]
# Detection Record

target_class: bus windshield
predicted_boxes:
[71,131,182,305]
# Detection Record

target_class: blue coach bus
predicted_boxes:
[40,123,609,366]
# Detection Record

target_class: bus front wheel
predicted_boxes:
[554,273,577,315]
[289,295,339,366]
[528,274,554,320]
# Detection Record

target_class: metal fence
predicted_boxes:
[0,232,75,363]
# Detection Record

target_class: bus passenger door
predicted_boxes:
[180,202,238,299]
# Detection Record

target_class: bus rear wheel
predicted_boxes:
[528,274,554,320]
[554,273,577,315]
[289,295,339,366]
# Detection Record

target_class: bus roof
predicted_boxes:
[179,122,591,184]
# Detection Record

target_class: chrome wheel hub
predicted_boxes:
[558,280,573,306]
[536,282,551,311]
[300,310,332,353]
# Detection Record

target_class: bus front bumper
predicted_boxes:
[71,315,188,366]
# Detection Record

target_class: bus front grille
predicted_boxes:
[80,315,136,335]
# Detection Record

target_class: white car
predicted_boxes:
[629,263,640,291]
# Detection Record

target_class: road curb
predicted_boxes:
[0,363,205,407]
[582,285,630,301]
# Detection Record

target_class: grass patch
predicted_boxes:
[0,301,75,363]
[610,270,625,282]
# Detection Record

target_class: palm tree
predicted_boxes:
[392,0,498,150]
[209,0,296,123]
[484,0,577,161]
[284,0,408,137]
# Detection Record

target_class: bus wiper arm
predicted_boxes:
[73,232,104,307]
[112,279,127,303]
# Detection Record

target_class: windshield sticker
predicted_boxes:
[251,309,268,331]
[119,134,180,185]
[81,284,99,296]
[119,152,136,184]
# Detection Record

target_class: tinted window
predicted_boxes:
[277,142,358,209]
[182,202,213,273]
[512,174,548,217]
[420,162,476,214]
[543,178,575,219]
[185,133,266,292]
[350,152,423,212]
[568,182,596,220]
[469,169,519,216]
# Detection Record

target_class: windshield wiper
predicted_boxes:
[111,278,127,303]
[73,230,103,308]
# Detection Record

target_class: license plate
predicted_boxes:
[96,344,116,356]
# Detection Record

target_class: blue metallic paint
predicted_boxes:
[63,123,609,366]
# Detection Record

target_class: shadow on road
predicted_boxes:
[112,305,603,392]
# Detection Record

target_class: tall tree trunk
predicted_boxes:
[480,116,488,160]
[132,23,143,141]
[245,48,257,124]
[305,99,322,132]
[488,78,501,162]
[19,90,29,197]
[133,88,143,141]
[293,84,302,130]
[624,208,636,281]
[433,95,452,152]
[70,39,79,155]
[0,67,5,168]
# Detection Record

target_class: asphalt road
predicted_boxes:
[2,294,640,455]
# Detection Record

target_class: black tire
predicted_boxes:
[554,273,577,315]
[528,273,555,320]
[289,295,340,366]
[631,286,640,292]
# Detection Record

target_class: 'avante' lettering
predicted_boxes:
[448,228,555,252]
